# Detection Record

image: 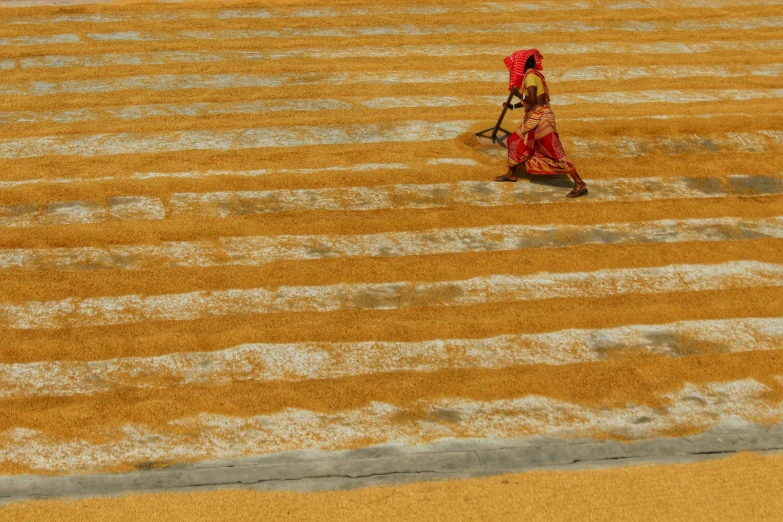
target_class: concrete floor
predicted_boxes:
[2,420,781,504]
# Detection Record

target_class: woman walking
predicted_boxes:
[494,48,588,198]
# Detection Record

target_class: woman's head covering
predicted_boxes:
[503,48,544,91]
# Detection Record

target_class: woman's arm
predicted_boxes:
[502,90,518,109]
[503,85,539,109]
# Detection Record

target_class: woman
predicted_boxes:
[494,48,588,198]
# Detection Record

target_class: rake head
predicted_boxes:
[474,92,515,149]
[474,126,512,149]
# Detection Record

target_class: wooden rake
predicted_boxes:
[474,92,514,148]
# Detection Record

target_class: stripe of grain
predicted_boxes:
[5,285,783,364]
[168,174,783,219]
[0,162,413,189]
[16,41,783,70]
[2,173,781,228]
[2,64,779,97]
[82,16,783,43]
[1,261,782,330]
[1,215,781,271]
[1,318,780,398]
[0,0,109,7]
[7,0,779,24]
[0,120,472,160]
[0,120,781,160]
[1,379,780,473]
[3,91,781,127]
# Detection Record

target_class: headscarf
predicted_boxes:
[503,48,544,91]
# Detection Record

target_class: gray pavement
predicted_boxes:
[1,420,782,504]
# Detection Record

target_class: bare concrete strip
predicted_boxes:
[1,421,781,503]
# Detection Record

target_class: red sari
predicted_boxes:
[506,70,576,175]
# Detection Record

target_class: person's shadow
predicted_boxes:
[523,172,574,188]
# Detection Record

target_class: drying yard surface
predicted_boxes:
[4,452,783,521]
[0,0,783,485]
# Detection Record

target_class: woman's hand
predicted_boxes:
[503,101,513,110]
[510,86,520,96]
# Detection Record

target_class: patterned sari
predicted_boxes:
[506,70,576,175]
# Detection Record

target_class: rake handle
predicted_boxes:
[491,92,516,140]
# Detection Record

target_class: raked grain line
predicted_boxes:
[83,17,783,43]
[1,216,780,271]
[6,0,780,24]
[0,261,781,330]
[2,65,779,98]
[1,379,781,472]
[567,111,783,122]
[17,40,783,71]
[4,64,781,99]
[3,93,781,127]
[165,172,783,218]
[0,154,770,188]
[3,174,781,228]
[0,162,414,189]
[2,318,781,399]
[7,16,778,50]
[0,120,469,160]
[0,122,780,160]
[0,0,111,8]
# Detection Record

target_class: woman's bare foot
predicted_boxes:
[494,167,518,182]
[566,182,588,198]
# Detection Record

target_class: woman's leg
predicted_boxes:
[494,164,519,182]
[566,170,588,198]
[498,119,534,182]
